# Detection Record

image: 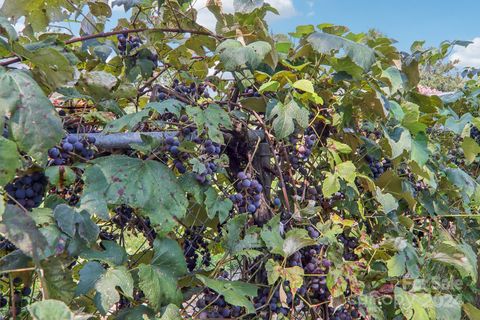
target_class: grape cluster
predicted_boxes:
[329,302,363,320]
[365,155,391,179]
[117,34,139,54]
[111,205,157,244]
[4,172,48,210]
[48,135,96,166]
[338,233,359,261]
[471,126,480,144]
[287,133,317,174]
[289,245,331,303]
[253,283,295,318]
[242,86,261,98]
[112,205,134,228]
[50,179,83,206]
[3,278,31,315]
[156,80,210,102]
[196,290,243,319]
[2,118,7,138]
[183,227,210,272]
[229,171,264,214]
[194,139,221,184]
[0,235,15,252]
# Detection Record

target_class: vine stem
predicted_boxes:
[0,27,223,67]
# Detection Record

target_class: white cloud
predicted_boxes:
[450,38,480,68]
[193,0,296,31]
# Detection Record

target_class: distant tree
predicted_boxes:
[419,59,465,92]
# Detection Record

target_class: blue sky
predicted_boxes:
[267,0,479,51]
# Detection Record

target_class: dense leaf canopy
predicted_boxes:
[0,0,480,319]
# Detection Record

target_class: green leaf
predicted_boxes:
[433,295,461,320]
[387,253,406,277]
[431,240,477,282]
[24,47,75,90]
[0,136,21,185]
[81,155,187,233]
[205,187,233,223]
[258,81,280,93]
[381,67,405,95]
[41,257,76,303]
[395,287,436,320]
[94,266,134,315]
[28,299,74,320]
[216,40,271,71]
[322,172,340,198]
[54,205,99,242]
[445,113,472,135]
[336,161,356,183]
[269,99,309,139]
[307,32,375,71]
[282,229,317,257]
[265,259,304,293]
[464,303,480,320]
[186,104,232,144]
[260,215,284,256]
[293,79,314,93]
[1,0,74,32]
[327,138,352,153]
[78,71,118,101]
[445,168,477,197]
[104,109,150,133]
[45,166,77,187]
[375,187,398,213]
[462,137,480,164]
[80,241,128,266]
[159,304,182,320]
[385,127,412,159]
[196,275,257,314]
[411,132,430,166]
[0,205,48,262]
[0,16,17,41]
[75,261,105,297]
[147,99,185,118]
[138,238,187,310]
[0,68,63,163]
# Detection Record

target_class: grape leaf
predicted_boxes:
[0,16,17,41]
[0,205,48,262]
[94,266,134,315]
[186,104,232,144]
[269,99,309,139]
[464,303,480,320]
[196,275,258,314]
[216,40,272,71]
[80,241,128,266]
[375,187,398,213]
[322,172,340,198]
[138,238,187,310]
[0,68,63,163]
[53,205,99,244]
[75,261,105,297]
[307,32,375,71]
[461,137,480,164]
[81,155,188,233]
[204,187,233,223]
[260,215,284,256]
[28,299,75,320]
[41,257,76,303]
[0,136,21,185]
[433,295,461,320]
